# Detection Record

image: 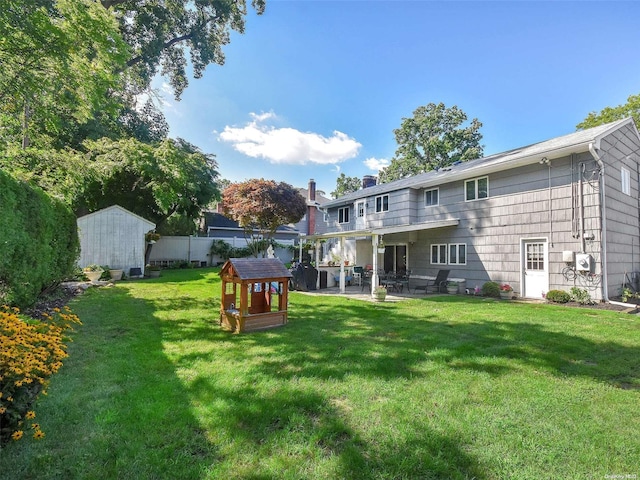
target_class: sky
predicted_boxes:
[154,0,640,197]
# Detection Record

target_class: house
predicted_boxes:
[77,205,155,276]
[201,179,331,262]
[304,118,640,301]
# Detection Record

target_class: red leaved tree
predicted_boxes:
[222,179,306,257]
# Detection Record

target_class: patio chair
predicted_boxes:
[333,270,353,286]
[413,269,450,294]
[352,266,364,286]
[361,269,373,292]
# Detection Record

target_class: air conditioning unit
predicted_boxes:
[575,253,593,272]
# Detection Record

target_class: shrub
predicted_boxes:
[570,287,595,305]
[0,170,79,308]
[482,281,501,297]
[0,305,81,444]
[546,290,571,303]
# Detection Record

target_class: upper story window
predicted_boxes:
[465,176,488,201]
[424,188,439,207]
[375,195,389,213]
[338,206,350,224]
[622,167,631,196]
[357,201,365,217]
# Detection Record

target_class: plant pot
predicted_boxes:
[109,269,123,281]
[447,286,458,294]
[84,270,103,282]
[148,270,161,278]
[500,291,513,299]
[377,248,386,253]
[374,289,387,302]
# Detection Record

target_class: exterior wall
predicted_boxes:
[78,206,154,274]
[323,125,640,301]
[327,153,608,299]
[599,123,640,297]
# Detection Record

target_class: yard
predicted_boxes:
[2,268,638,479]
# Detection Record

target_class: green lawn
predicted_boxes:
[1,268,638,479]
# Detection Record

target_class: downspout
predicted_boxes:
[579,163,586,253]
[589,142,609,302]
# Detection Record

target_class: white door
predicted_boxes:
[522,240,548,299]
[355,201,366,230]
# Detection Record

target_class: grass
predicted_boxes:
[1,268,638,479]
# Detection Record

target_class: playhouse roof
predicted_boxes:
[220,258,293,281]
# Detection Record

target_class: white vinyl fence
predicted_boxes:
[148,236,295,266]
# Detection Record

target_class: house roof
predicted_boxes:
[324,118,638,208]
[296,187,331,206]
[205,212,298,233]
[220,258,293,281]
[77,204,156,228]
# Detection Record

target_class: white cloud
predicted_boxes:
[219,112,361,165]
[363,157,390,172]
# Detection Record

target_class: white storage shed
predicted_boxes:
[78,205,155,276]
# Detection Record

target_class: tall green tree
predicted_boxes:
[103,0,266,99]
[78,138,220,229]
[331,173,361,198]
[222,179,306,257]
[577,94,640,130]
[379,103,483,183]
[0,0,129,148]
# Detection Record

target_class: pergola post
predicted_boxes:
[339,237,346,293]
[371,234,380,296]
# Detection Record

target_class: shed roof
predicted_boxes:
[77,204,156,228]
[220,258,293,281]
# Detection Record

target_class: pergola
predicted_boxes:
[300,219,459,296]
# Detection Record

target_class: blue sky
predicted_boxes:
[155,1,640,197]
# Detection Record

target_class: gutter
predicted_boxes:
[589,141,610,302]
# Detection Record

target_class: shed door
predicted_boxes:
[522,240,548,299]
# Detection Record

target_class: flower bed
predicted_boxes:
[0,305,81,444]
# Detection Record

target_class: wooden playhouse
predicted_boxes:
[219,258,293,333]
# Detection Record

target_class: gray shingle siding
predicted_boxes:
[320,119,640,300]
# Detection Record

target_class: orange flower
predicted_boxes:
[25,411,36,419]
[12,430,23,441]
[33,429,45,440]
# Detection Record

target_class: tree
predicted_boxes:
[222,179,306,257]
[79,137,221,228]
[102,0,266,99]
[379,103,483,183]
[331,173,361,198]
[577,94,640,130]
[0,0,129,149]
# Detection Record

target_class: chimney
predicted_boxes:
[307,179,316,235]
[362,175,377,189]
[308,178,316,201]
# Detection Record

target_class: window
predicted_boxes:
[338,206,350,224]
[431,243,467,265]
[431,244,447,265]
[375,195,389,212]
[449,243,467,265]
[465,176,488,201]
[526,243,545,270]
[622,167,631,196]
[357,201,365,218]
[424,188,439,207]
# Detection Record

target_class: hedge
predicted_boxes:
[0,169,79,308]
